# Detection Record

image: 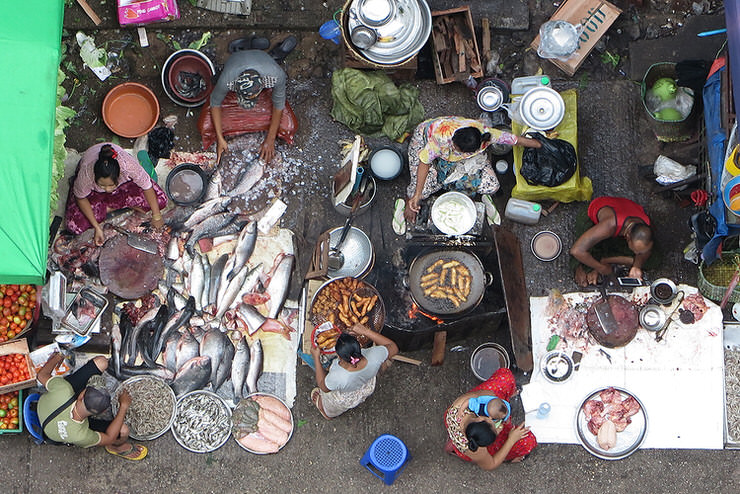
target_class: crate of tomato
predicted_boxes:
[0,389,23,433]
[0,338,37,395]
[0,284,38,342]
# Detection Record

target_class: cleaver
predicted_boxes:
[594,281,619,335]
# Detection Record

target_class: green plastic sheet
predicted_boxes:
[0,0,63,284]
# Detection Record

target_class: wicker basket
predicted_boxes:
[641,62,698,143]
[698,253,740,303]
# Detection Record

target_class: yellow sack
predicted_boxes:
[512,89,593,203]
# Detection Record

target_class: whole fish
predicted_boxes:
[182,249,193,274]
[199,328,229,389]
[171,356,212,396]
[226,162,264,197]
[154,296,195,356]
[125,306,161,366]
[216,263,261,320]
[204,169,222,201]
[120,364,175,381]
[164,205,198,231]
[230,336,250,401]
[119,312,135,368]
[201,255,212,310]
[237,303,266,336]
[110,321,123,380]
[162,331,181,373]
[175,330,200,371]
[216,256,236,308]
[137,323,158,368]
[171,290,188,311]
[185,212,237,254]
[190,325,206,343]
[245,338,263,394]
[189,252,205,312]
[234,264,263,308]
[208,254,229,306]
[183,196,231,230]
[227,221,258,281]
[149,305,171,361]
[166,235,180,260]
[266,254,294,319]
[214,336,235,391]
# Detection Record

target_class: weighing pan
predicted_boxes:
[407,249,491,316]
[99,235,164,299]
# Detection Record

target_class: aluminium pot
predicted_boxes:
[407,249,492,317]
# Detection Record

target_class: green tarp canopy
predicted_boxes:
[0,1,63,284]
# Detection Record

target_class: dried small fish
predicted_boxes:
[725,349,740,442]
[172,391,231,452]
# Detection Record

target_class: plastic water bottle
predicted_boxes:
[511,75,551,95]
[537,402,551,419]
[505,198,542,225]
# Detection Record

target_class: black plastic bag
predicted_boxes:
[148,126,175,161]
[520,133,577,187]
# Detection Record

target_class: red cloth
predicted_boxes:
[198,89,298,150]
[587,197,651,237]
[65,180,168,235]
[448,368,537,463]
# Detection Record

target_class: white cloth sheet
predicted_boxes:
[521,285,724,449]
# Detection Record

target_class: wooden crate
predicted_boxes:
[341,43,418,80]
[431,6,483,84]
[0,338,37,395]
[530,0,622,76]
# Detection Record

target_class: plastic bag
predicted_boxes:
[148,127,175,161]
[653,155,696,185]
[537,21,582,61]
[520,133,577,187]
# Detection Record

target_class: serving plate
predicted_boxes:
[574,386,648,460]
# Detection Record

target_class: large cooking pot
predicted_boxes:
[586,295,639,348]
[407,249,492,317]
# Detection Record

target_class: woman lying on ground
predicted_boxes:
[404,116,542,223]
[310,324,398,419]
[65,143,167,246]
[444,368,537,470]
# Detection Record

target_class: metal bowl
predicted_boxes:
[650,278,677,304]
[161,49,216,108]
[166,163,208,206]
[171,390,232,453]
[369,146,404,180]
[330,176,377,216]
[470,343,510,380]
[531,231,562,262]
[639,304,666,331]
[111,375,176,441]
[540,351,574,384]
[430,192,477,236]
[326,226,373,279]
[233,393,294,454]
[575,386,648,460]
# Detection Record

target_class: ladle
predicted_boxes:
[328,178,367,271]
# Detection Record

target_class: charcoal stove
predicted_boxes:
[364,209,508,352]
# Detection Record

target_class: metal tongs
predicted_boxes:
[655,290,685,342]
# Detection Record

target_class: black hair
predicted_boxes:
[335,333,362,365]
[452,127,491,153]
[631,223,653,244]
[94,144,120,184]
[465,420,496,452]
[490,399,507,417]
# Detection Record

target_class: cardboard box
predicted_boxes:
[530,0,622,76]
[431,6,483,84]
[117,0,180,27]
[0,339,37,395]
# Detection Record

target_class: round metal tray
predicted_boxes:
[326,226,373,280]
[233,393,294,454]
[575,386,648,460]
[112,375,176,441]
[540,351,574,384]
[171,390,232,453]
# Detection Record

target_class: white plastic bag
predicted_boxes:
[653,155,697,185]
[537,21,582,61]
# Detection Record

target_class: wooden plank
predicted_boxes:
[76,0,102,25]
[431,331,447,366]
[392,355,422,366]
[493,226,533,371]
[481,17,491,66]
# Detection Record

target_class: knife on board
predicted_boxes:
[594,281,619,334]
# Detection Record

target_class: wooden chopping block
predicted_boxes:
[76,0,102,25]
[431,331,447,366]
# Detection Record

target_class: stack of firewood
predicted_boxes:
[432,13,482,81]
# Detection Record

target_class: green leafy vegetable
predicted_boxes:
[51,69,77,224]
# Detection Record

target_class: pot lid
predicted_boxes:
[357,0,395,26]
[519,87,565,131]
[477,86,504,111]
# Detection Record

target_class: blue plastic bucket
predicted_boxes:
[320,20,341,44]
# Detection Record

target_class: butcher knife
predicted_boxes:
[110,225,158,255]
[594,282,619,335]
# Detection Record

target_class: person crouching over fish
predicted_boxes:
[36,353,148,460]
[65,143,168,246]
[310,324,398,419]
[444,368,536,470]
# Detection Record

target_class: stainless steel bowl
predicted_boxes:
[639,304,666,331]
[470,343,510,380]
[327,226,373,279]
[430,191,476,236]
[171,390,232,453]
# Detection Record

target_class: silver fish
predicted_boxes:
[214,335,235,391]
[120,365,175,381]
[245,338,262,394]
[216,263,261,320]
[234,265,263,308]
[227,221,257,281]
[175,330,200,371]
[237,303,266,336]
[155,296,195,356]
[162,331,181,373]
[266,254,294,319]
[189,252,205,312]
[171,356,212,396]
[201,255,212,310]
[111,321,123,379]
[230,336,250,401]
[183,197,231,231]
[209,254,229,306]
[182,249,193,274]
[199,328,229,389]
[185,212,237,254]
[204,170,222,201]
[226,161,264,197]
[190,325,206,343]
[172,291,188,311]
[166,235,180,260]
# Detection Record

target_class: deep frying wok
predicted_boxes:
[408,249,491,316]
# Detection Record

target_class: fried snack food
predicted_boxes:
[315,327,341,350]
[311,277,378,331]
[420,258,471,307]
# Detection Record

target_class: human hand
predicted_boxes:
[310,340,320,357]
[93,226,105,247]
[259,137,276,163]
[507,423,531,443]
[118,389,132,408]
[586,270,600,286]
[348,323,369,337]
[216,137,229,163]
[151,215,164,230]
[628,266,643,280]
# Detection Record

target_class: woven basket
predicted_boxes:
[698,253,740,303]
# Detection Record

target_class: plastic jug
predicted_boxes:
[505,198,542,225]
[511,75,551,95]
[320,20,342,45]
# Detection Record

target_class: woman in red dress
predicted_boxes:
[444,368,537,470]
